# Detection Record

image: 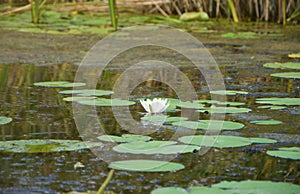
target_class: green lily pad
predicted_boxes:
[59,89,114,96]
[248,137,277,144]
[166,98,182,111]
[77,98,135,106]
[257,105,287,110]
[288,53,300,59]
[172,120,245,130]
[250,120,282,125]
[210,90,248,96]
[97,134,151,143]
[263,62,300,70]
[271,72,300,79]
[216,101,245,106]
[220,32,283,39]
[108,159,184,172]
[0,116,12,125]
[256,97,300,106]
[179,135,252,148]
[194,100,219,104]
[198,106,251,114]
[189,187,232,194]
[34,81,86,88]
[151,187,189,194]
[177,101,205,109]
[267,147,300,160]
[141,115,188,123]
[212,180,300,194]
[0,139,102,153]
[113,141,200,154]
[63,96,97,102]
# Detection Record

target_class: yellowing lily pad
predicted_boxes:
[271,72,300,79]
[212,180,300,194]
[77,98,135,106]
[0,139,102,153]
[172,120,244,130]
[108,159,184,172]
[59,89,114,96]
[210,90,248,96]
[288,53,300,59]
[263,62,300,70]
[34,81,86,87]
[250,120,282,125]
[0,116,12,125]
[97,134,151,143]
[113,141,200,154]
[267,147,300,160]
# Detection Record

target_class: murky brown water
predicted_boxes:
[0,24,299,193]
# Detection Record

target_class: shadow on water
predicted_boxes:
[0,26,299,193]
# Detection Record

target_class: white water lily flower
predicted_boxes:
[140,98,170,114]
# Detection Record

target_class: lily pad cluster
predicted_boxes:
[151,180,300,194]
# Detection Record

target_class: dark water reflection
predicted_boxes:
[0,45,299,193]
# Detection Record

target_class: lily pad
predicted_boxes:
[113,141,200,154]
[271,72,300,79]
[248,137,277,144]
[141,115,187,123]
[267,147,300,160]
[59,89,114,96]
[151,187,189,194]
[177,101,205,109]
[172,120,245,130]
[258,105,287,110]
[189,187,232,194]
[210,90,248,96]
[0,116,12,125]
[77,98,135,106]
[63,96,96,102]
[166,98,182,111]
[108,159,184,172]
[288,53,300,59]
[216,101,245,106]
[179,135,252,148]
[0,139,102,153]
[212,180,300,194]
[250,120,282,125]
[97,134,151,143]
[263,62,300,70]
[256,97,300,106]
[198,107,251,114]
[220,32,283,39]
[34,81,86,88]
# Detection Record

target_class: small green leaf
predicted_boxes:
[258,105,287,110]
[97,134,151,143]
[271,72,300,79]
[34,81,86,88]
[250,120,282,125]
[210,90,248,96]
[198,106,251,114]
[263,62,300,70]
[267,147,300,160]
[0,116,12,125]
[256,98,300,106]
[77,98,135,106]
[59,89,113,96]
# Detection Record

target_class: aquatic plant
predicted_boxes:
[140,98,170,114]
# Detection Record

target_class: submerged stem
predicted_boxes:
[97,169,115,194]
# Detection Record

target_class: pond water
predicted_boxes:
[0,24,299,193]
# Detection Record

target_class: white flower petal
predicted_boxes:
[140,100,151,113]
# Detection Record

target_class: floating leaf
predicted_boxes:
[194,100,219,104]
[210,90,248,96]
[267,147,300,160]
[0,139,102,153]
[177,101,205,109]
[250,120,282,125]
[288,53,300,59]
[220,32,283,39]
[189,187,232,194]
[172,120,244,130]
[165,98,181,111]
[271,72,300,79]
[263,62,300,70]
[0,116,12,125]
[59,89,113,96]
[198,107,251,114]
[34,81,86,88]
[141,115,187,123]
[179,135,252,148]
[151,187,189,194]
[212,180,300,194]
[113,141,200,154]
[216,101,245,106]
[77,98,135,106]
[258,105,287,110]
[97,134,151,143]
[63,96,96,102]
[248,137,277,144]
[256,97,300,106]
[108,160,184,172]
